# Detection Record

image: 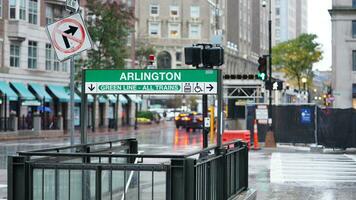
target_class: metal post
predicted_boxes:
[134,103,138,130]
[80,69,88,145]
[115,94,119,131]
[217,69,223,148]
[268,2,273,130]
[203,94,208,148]
[4,94,7,131]
[314,105,318,145]
[70,57,75,146]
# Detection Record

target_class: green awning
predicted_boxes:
[47,85,80,103]
[0,81,18,101]
[29,83,52,102]
[127,95,142,104]
[77,85,94,103]
[99,96,107,103]
[119,95,128,104]
[11,82,36,100]
[64,87,81,103]
[107,95,128,104]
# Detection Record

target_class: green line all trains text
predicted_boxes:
[98,84,181,91]
[85,70,218,82]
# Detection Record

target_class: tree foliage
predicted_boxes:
[135,40,156,69]
[85,0,134,69]
[272,34,323,90]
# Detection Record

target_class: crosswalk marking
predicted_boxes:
[271,153,356,183]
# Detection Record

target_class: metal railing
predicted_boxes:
[8,139,248,200]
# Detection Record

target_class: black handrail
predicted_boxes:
[21,138,136,153]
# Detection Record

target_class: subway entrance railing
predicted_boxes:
[8,138,248,200]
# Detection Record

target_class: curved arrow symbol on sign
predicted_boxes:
[62,25,78,48]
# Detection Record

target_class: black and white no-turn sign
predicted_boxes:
[46,13,92,61]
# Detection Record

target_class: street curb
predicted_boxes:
[231,188,257,200]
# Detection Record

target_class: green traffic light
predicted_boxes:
[258,72,266,80]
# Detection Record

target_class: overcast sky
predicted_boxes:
[308,0,332,71]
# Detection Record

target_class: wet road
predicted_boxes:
[0,122,211,199]
[249,147,356,200]
[1,122,356,199]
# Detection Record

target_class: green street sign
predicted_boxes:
[85,69,218,95]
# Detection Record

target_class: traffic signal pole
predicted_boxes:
[268,1,273,131]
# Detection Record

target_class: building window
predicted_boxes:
[148,22,160,36]
[10,43,20,68]
[170,5,179,17]
[28,0,38,24]
[150,5,159,16]
[54,60,60,71]
[176,52,182,62]
[9,0,16,19]
[353,51,356,71]
[62,62,68,72]
[190,6,200,18]
[20,0,26,20]
[45,44,52,71]
[189,24,201,39]
[275,19,280,27]
[28,41,37,69]
[46,5,53,25]
[276,8,280,15]
[353,21,356,38]
[353,0,356,8]
[168,23,180,38]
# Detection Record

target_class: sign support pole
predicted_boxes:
[217,69,223,148]
[69,57,75,146]
[203,93,208,148]
[80,68,88,145]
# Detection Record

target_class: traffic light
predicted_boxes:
[257,56,267,81]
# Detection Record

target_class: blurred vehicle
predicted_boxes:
[174,113,190,128]
[185,112,203,132]
[166,109,183,121]
[175,112,203,132]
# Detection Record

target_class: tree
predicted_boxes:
[187,96,199,111]
[272,34,323,90]
[84,0,134,69]
[135,40,156,69]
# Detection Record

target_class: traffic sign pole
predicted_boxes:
[81,68,88,145]
[70,57,75,146]
[217,69,223,148]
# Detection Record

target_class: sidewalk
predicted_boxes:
[0,123,160,141]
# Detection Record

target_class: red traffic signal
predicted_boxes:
[257,56,267,81]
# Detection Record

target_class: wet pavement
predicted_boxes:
[1,122,356,199]
[0,122,207,199]
[249,147,356,200]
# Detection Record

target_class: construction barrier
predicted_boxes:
[253,120,261,150]
[223,130,251,149]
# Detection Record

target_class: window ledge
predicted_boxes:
[345,38,356,42]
